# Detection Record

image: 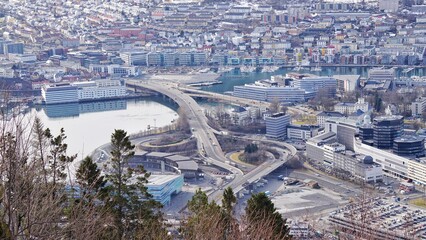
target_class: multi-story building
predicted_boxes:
[41,85,79,104]
[146,174,184,206]
[334,98,369,115]
[233,84,307,103]
[407,159,426,185]
[286,124,320,141]
[120,51,148,66]
[306,132,337,161]
[323,143,346,166]
[354,138,409,179]
[411,97,426,117]
[373,115,404,149]
[147,52,163,66]
[316,111,345,127]
[0,39,24,55]
[293,76,337,97]
[42,78,127,104]
[73,79,127,101]
[368,68,395,80]
[265,112,291,139]
[334,75,360,92]
[379,0,399,12]
[393,136,425,158]
[89,64,137,76]
[325,117,359,151]
[334,152,383,183]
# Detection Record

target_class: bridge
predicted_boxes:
[127,80,297,201]
[178,86,307,115]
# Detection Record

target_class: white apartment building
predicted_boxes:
[73,79,127,101]
[411,97,426,117]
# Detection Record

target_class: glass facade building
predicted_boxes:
[373,115,403,149]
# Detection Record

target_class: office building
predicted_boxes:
[333,152,383,183]
[0,39,24,54]
[373,115,404,149]
[306,132,337,161]
[354,138,408,179]
[265,112,291,139]
[358,124,374,145]
[393,136,425,158]
[411,97,426,117]
[286,124,320,141]
[323,143,346,166]
[233,84,307,103]
[120,51,148,66]
[41,85,79,104]
[42,78,128,104]
[325,117,358,151]
[293,76,337,97]
[408,159,426,185]
[146,174,184,206]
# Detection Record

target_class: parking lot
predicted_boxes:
[329,198,426,239]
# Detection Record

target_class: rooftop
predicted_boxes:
[147,174,182,186]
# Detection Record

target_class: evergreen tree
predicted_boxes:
[187,188,209,214]
[76,156,106,198]
[31,117,49,185]
[183,189,225,239]
[104,129,164,239]
[222,187,236,215]
[45,128,76,188]
[245,192,291,239]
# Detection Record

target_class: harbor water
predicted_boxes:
[27,97,178,159]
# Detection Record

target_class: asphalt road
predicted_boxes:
[128,80,297,202]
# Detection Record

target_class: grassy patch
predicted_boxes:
[230,151,255,167]
[410,198,426,208]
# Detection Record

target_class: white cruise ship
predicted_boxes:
[41,78,128,105]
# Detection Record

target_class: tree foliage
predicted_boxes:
[104,129,166,239]
[244,143,259,154]
[245,192,291,239]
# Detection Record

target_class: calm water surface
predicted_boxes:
[28,97,178,159]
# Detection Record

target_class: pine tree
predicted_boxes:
[187,188,209,214]
[245,192,291,239]
[222,187,236,215]
[104,129,164,239]
[45,128,76,188]
[76,156,106,199]
[184,189,225,239]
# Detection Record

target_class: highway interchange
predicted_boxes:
[127,79,297,201]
